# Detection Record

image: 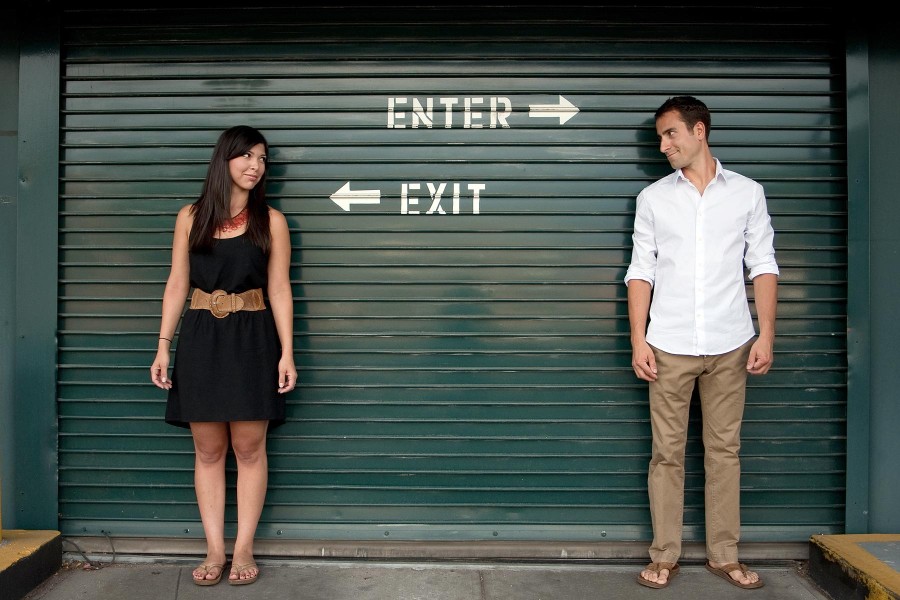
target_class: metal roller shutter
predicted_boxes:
[57,4,846,544]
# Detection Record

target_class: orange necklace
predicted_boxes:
[220,206,248,232]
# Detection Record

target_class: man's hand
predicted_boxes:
[746,337,774,375]
[632,340,658,381]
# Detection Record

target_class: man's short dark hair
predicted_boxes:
[655,96,711,140]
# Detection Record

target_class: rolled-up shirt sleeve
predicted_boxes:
[624,190,657,286]
[744,185,780,280]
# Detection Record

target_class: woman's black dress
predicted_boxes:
[165,234,285,429]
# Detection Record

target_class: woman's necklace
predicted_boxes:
[219,206,248,232]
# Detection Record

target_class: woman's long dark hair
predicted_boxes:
[189,125,272,253]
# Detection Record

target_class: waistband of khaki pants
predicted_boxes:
[189,288,265,318]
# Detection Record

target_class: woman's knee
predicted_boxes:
[191,424,229,464]
[230,422,268,463]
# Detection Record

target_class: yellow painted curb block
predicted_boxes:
[811,534,900,600]
[0,530,59,571]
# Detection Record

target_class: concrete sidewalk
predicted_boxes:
[22,556,832,600]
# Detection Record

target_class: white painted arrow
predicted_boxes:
[528,95,579,125]
[329,182,382,211]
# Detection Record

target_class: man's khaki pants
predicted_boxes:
[646,339,753,565]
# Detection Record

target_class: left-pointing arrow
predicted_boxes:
[329,182,382,211]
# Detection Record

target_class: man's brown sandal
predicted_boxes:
[637,562,680,589]
[705,562,764,589]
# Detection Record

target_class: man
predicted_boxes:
[625,96,778,590]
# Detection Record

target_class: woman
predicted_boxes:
[150,125,296,586]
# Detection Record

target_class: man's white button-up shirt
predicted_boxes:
[624,159,779,356]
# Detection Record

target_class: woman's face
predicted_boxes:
[229,143,267,192]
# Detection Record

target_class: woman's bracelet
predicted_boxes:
[159,336,173,343]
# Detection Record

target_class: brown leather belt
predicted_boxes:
[190,288,266,318]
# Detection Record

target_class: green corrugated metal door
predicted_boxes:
[57,5,847,544]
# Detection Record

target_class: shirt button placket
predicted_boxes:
[695,203,705,353]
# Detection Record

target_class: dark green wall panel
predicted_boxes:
[864,23,900,532]
[56,4,847,543]
[0,7,20,530]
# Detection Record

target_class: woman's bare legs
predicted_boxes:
[228,420,269,583]
[189,422,229,582]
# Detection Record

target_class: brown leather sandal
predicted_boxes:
[637,562,680,589]
[228,562,259,586]
[192,562,224,586]
[705,562,764,589]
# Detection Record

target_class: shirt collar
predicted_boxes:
[673,158,727,187]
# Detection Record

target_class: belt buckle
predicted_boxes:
[209,289,243,318]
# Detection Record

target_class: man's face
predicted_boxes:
[655,110,704,171]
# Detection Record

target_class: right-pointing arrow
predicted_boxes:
[329,182,382,212]
[528,95,580,125]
